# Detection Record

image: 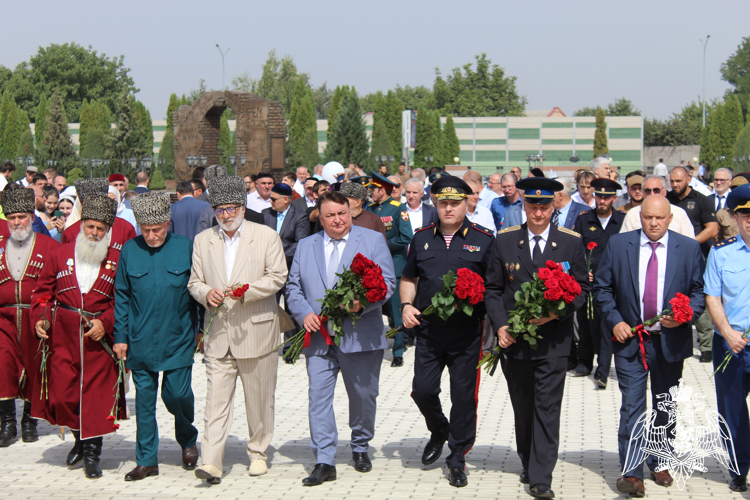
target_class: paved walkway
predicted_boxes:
[1,339,746,499]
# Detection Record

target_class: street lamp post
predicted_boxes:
[229,155,237,176]
[128,157,138,171]
[140,156,152,173]
[200,156,208,167]
[701,35,711,128]
[216,44,230,91]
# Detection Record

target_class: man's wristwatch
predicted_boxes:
[400,302,412,312]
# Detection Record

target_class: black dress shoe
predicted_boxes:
[66,431,84,467]
[182,445,199,470]
[391,357,403,367]
[0,400,17,448]
[520,469,529,484]
[21,403,38,443]
[448,466,467,487]
[421,432,448,465]
[730,475,748,492]
[570,363,591,377]
[352,452,372,472]
[302,463,336,486]
[530,483,555,498]
[699,351,713,363]
[125,465,159,481]
[594,376,607,389]
[83,438,103,479]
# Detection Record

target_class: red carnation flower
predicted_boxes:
[587,242,598,251]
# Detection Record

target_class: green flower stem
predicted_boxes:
[712,327,750,377]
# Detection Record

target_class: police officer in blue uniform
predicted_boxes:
[367,172,414,366]
[485,177,589,499]
[705,183,750,493]
[400,176,494,488]
[571,178,626,388]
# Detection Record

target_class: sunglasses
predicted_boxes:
[643,188,662,195]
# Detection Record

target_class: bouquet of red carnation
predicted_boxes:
[277,253,389,364]
[628,293,694,370]
[194,284,249,357]
[107,357,126,430]
[386,268,485,338]
[478,260,582,374]
[35,294,52,400]
[586,242,597,319]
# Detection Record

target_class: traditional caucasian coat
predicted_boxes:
[62,218,136,249]
[30,242,127,439]
[0,230,59,402]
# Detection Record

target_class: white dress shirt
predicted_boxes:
[714,192,729,211]
[293,180,305,198]
[407,203,424,233]
[323,230,350,277]
[466,205,496,235]
[689,177,712,196]
[528,224,551,259]
[620,204,695,238]
[638,231,668,330]
[246,191,271,213]
[220,220,244,282]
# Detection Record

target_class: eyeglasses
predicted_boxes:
[643,188,662,195]
[215,206,241,216]
[269,196,282,202]
[714,178,731,183]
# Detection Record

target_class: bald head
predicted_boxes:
[463,170,482,184]
[640,195,673,241]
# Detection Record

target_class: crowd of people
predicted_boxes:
[0,155,749,498]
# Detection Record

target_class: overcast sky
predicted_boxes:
[2,0,747,122]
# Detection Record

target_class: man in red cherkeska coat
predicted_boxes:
[32,195,127,479]
[0,188,59,447]
[62,217,136,250]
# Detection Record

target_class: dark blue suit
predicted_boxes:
[562,201,590,229]
[594,229,705,481]
[420,203,438,228]
[169,196,210,241]
[32,215,50,237]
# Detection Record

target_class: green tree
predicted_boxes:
[324,88,368,166]
[704,102,725,169]
[721,36,750,118]
[110,92,147,171]
[34,92,49,149]
[41,88,76,170]
[383,91,404,158]
[442,115,460,165]
[573,106,599,117]
[149,168,166,190]
[159,93,180,180]
[288,79,320,169]
[251,49,309,118]
[134,100,153,154]
[390,85,432,111]
[644,100,713,147]
[218,110,231,166]
[327,85,349,138]
[66,167,84,185]
[0,91,11,151]
[1,99,22,160]
[607,97,641,116]
[593,107,608,158]
[413,105,438,170]
[369,117,392,172]
[725,94,745,154]
[0,42,137,122]
[312,82,334,119]
[433,112,444,167]
[432,54,526,117]
[16,110,33,158]
[734,122,750,159]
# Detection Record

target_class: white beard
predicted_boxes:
[75,230,109,267]
[9,224,33,242]
[218,217,242,233]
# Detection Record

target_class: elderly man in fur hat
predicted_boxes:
[32,195,127,479]
[63,178,136,247]
[113,192,199,481]
[188,176,288,484]
[0,188,59,447]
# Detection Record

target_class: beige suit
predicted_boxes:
[188,221,288,473]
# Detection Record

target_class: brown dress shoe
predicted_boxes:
[616,476,645,497]
[651,470,673,487]
[182,445,199,470]
[124,465,159,481]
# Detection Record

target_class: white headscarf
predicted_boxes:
[108,185,124,215]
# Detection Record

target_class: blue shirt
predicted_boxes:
[704,236,750,336]
[478,187,500,209]
[276,207,289,233]
[556,200,573,227]
[490,196,523,230]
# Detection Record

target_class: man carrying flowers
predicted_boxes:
[400,176,494,488]
[285,191,395,486]
[112,192,199,481]
[595,195,705,497]
[485,177,589,499]
[0,187,58,447]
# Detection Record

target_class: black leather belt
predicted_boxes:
[0,304,30,309]
[56,303,103,318]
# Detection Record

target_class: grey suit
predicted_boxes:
[169,196,211,241]
[285,225,396,465]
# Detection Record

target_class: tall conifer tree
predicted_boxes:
[593,107,608,158]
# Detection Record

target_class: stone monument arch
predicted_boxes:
[173,90,286,181]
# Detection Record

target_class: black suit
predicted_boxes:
[420,203,439,228]
[485,223,588,487]
[261,203,309,269]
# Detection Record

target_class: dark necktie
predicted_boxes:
[532,235,543,270]
[717,195,725,211]
[643,242,659,322]
[552,209,561,226]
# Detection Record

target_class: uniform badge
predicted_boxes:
[505,262,509,270]
[66,258,74,271]
[463,245,480,252]
[0,248,4,257]
[519,240,524,245]
[687,201,695,210]
[589,226,597,232]
[401,211,409,221]
[515,263,520,271]
[561,262,571,272]
[552,242,557,248]
[509,274,514,282]
[424,243,429,250]
[381,216,393,223]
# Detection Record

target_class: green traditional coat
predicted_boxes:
[366,196,414,277]
[114,233,196,371]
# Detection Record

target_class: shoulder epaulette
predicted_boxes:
[578,210,590,216]
[713,236,737,249]
[498,225,521,234]
[414,223,435,234]
[368,202,377,207]
[390,200,402,207]
[471,223,494,237]
[557,226,581,238]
